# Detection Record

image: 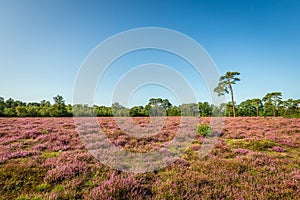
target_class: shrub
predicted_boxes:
[196,124,211,136]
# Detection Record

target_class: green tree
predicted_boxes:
[225,102,234,117]
[27,105,39,117]
[16,105,29,117]
[214,71,240,117]
[50,95,67,117]
[112,102,129,116]
[0,97,5,116]
[161,99,172,116]
[4,107,16,117]
[263,101,274,116]
[251,98,263,117]
[53,95,65,105]
[211,104,225,116]
[168,106,181,116]
[39,100,51,117]
[237,99,256,116]
[73,104,94,117]
[280,99,300,117]
[66,104,73,116]
[198,102,212,117]
[262,92,282,117]
[129,106,145,117]
[180,103,199,116]
[145,98,166,116]
[5,98,15,108]
[94,106,113,117]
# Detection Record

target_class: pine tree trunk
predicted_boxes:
[229,83,236,117]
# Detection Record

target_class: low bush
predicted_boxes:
[196,124,211,136]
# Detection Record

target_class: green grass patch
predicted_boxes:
[42,129,48,134]
[16,195,28,200]
[42,151,61,158]
[35,183,49,192]
[16,195,42,200]
[53,185,64,192]
[249,140,277,150]
[226,139,278,151]
[0,162,46,199]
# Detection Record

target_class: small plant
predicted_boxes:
[35,183,49,192]
[53,185,64,192]
[16,196,28,200]
[196,124,211,136]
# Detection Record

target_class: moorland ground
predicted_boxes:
[0,117,299,199]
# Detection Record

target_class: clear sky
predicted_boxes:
[0,0,299,106]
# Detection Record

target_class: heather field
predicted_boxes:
[0,117,299,199]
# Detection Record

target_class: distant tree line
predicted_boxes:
[0,94,299,118]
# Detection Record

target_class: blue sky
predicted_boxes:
[0,0,299,106]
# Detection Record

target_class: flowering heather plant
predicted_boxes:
[44,160,87,183]
[272,146,286,152]
[31,143,47,151]
[189,143,202,151]
[233,148,249,154]
[0,150,35,163]
[170,157,190,168]
[87,173,150,200]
